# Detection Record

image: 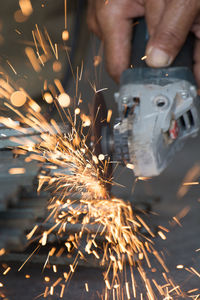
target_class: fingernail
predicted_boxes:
[146,47,172,67]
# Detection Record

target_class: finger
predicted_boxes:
[144,0,165,36]
[103,19,133,82]
[191,14,200,39]
[193,38,200,88]
[146,0,198,68]
[96,8,134,82]
[86,0,102,39]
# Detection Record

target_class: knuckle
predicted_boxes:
[155,29,184,52]
[176,0,200,13]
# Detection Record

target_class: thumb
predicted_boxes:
[146,0,198,68]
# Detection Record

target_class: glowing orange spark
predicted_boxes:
[19,0,33,16]
[43,92,53,104]
[62,30,69,41]
[0,249,5,256]
[3,267,11,275]
[8,168,25,175]
[57,93,70,108]
[25,47,42,72]
[10,91,27,107]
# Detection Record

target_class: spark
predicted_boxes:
[158,226,169,233]
[3,267,11,275]
[53,277,62,287]
[55,248,64,257]
[0,79,14,94]
[50,286,54,295]
[6,60,17,75]
[8,168,26,175]
[188,288,199,294]
[176,265,184,269]
[35,24,47,55]
[53,265,57,273]
[25,47,42,72]
[62,30,69,41]
[44,286,49,298]
[28,99,41,112]
[0,249,6,256]
[190,267,200,278]
[177,164,200,198]
[10,90,27,107]
[57,93,70,108]
[49,247,56,257]
[64,0,67,29]
[60,284,66,298]
[158,231,167,240]
[98,154,105,161]
[85,282,89,292]
[141,55,147,60]
[137,176,151,181]
[19,0,33,17]
[93,56,102,67]
[126,163,135,170]
[172,216,182,227]
[15,29,22,35]
[80,113,91,127]
[27,225,39,240]
[107,109,112,123]
[183,182,199,186]
[14,9,28,23]
[18,245,40,271]
[75,108,80,115]
[43,92,53,104]
[53,61,62,72]
[44,28,57,58]
[95,87,108,93]
[125,282,131,299]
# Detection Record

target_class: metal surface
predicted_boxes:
[0,122,69,251]
[0,150,49,251]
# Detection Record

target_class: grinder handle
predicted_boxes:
[131,18,194,69]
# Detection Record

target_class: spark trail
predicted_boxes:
[0,99,198,299]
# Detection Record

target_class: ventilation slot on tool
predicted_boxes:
[179,115,186,130]
[187,110,194,126]
[133,97,140,104]
[179,110,194,131]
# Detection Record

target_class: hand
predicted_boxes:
[87,0,200,86]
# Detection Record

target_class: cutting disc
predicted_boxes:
[91,92,113,191]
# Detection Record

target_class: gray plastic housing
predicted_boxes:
[114,67,200,177]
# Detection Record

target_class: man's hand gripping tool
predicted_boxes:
[92,18,200,177]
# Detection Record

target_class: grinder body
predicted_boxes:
[112,19,200,176]
[114,67,199,176]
